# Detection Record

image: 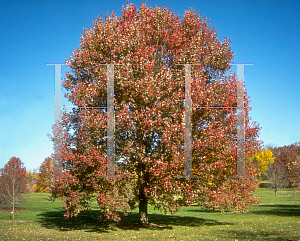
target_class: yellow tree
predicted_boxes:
[26,169,38,192]
[35,157,54,193]
[254,149,274,176]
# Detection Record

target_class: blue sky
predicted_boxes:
[1,0,299,171]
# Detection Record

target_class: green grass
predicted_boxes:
[0,188,299,240]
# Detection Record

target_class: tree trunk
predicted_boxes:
[138,187,148,225]
[12,181,15,221]
[274,172,277,197]
[137,160,149,225]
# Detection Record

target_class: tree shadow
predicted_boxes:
[36,208,233,232]
[36,209,109,233]
[186,204,300,217]
[226,229,300,241]
[116,211,233,230]
[249,205,300,217]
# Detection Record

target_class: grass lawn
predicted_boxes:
[0,188,299,240]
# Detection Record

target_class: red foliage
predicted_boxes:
[50,2,263,223]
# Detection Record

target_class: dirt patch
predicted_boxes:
[0,209,28,213]
[0,220,26,222]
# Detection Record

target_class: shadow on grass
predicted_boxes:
[226,229,300,241]
[36,208,233,232]
[117,211,233,230]
[250,205,300,217]
[186,204,300,217]
[36,209,109,233]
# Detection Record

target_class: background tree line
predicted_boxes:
[250,142,300,196]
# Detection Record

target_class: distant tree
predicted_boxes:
[0,157,28,221]
[265,157,288,197]
[26,169,38,192]
[264,144,300,196]
[35,157,54,193]
[290,155,300,188]
[279,144,300,188]
[270,144,300,187]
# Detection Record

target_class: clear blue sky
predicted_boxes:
[1,0,299,171]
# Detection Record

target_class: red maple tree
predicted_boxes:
[50,2,262,224]
[0,157,27,221]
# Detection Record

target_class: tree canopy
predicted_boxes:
[50,2,262,224]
